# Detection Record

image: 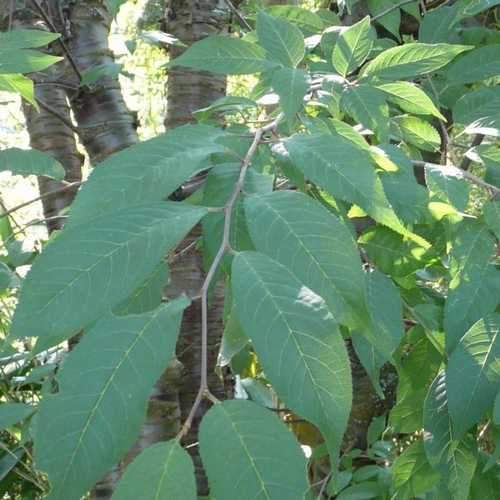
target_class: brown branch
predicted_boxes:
[0,182,81,220]
[177,113,284,441]
[29,0,83,82]
[412,160,500,198]
[222,0,252,31]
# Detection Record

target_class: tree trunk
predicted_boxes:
[163,0,229,494]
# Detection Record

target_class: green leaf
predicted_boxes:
[0,49,62,75]
[272,67,308,123]
[361,43,471,80]
[113,262,169,316]
[0,148,65,180]
[424,371,477,500]
[457,0,500,17]
[34,298,189,500]
[171,36,275,75]
[218,309,248,367]
[0,262,18,290]
[0,29,60,49]
[245,191,368,330]
[256,11,305,68]
[484,199,500,239]
[193,96,257,122]
[105,0,128,17]
[232,251,352,462]
[199,400,309,500]
[392,440,440,497]
[0,74,35,106]
[377,81,445,119]
[444,222,500,352]
[284,133,412,239]
[265,5,324,36]
[331,16,373,77]
[336,482,381,500]
[470,144,500,186]
[368,0,401,39]
[447,45,500,84]
[447,315,500,437]
[7,203,206,351]
[494,392,500,425]
[111,441,196,500]
[419,5,461,43]
[80,63,122,86]
[425,164,470,211]
[340,84,390,141]
[392,116,441,152]
[0,403,35,430]
[67,124,225,226]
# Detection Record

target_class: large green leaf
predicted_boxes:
[0,48,61,75]
[341,84,390,140]
[7,203,206,351]
[425,164,470,211]
[447,315,500,437]
[377,81,445,119]
[392,440,440,498]
[171,36,275,74]
[424,371,477,500]
[392,115,441,152]
[419,5,461,43]
[232,251,352,462]
[256,11,305,67]
[272,67,308,123]
[0,74,35,106]
[0,148,65,180]
[265,5,324,36]
[368,0,401,39]
[444,222,500,352]
[199,400,308,500]
[284,133,410,238]
[244,191,368,330]
[0,403,35,430]
[447,45,500,84]
[331,16,373,77]
[453,87,500,136]
[34,298,188,500]
[361,43,470,80]
[67,124,224,226]
[111,441,196,500]
[0,29,60,50]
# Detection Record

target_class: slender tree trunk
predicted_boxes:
[163,0,229,494]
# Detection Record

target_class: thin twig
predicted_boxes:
[459,134,485,171]
[426,76,451,164]
[29,0,83,82]
[412,160,500,198]
[222,0,252,31]
[36,97,80,134]
[372,0,416,21]
[177,113,284,441]
[0,182,81,220]
[316,471,333,500]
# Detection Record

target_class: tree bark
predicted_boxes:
[163,0,229,494]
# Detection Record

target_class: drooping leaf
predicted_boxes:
[340,84,390,140]
[244,191,368,330]
[256,11,305,67]
[368,0,401,39]
[361,43,471,80]
[392,440,440,497]
[447,315,500,437]
[199,400,309,500]
[424,371,477,500]
[111,441,196,500]
[0,48,62,75]
[377,81,445,119]
[0,74,35,106]
[7,203,206,351]
[171,36,275,74]
[444,222,500,352]
[0,148,65,180]
[419,5,461,43]
[0,403,35,430]
[331,16,373,77]
[232,251,352,462]
[34,298,189,500]
[272,67,308,122]
[447,45,500,84]
[284,133,410,237]
[67,124,225,226]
